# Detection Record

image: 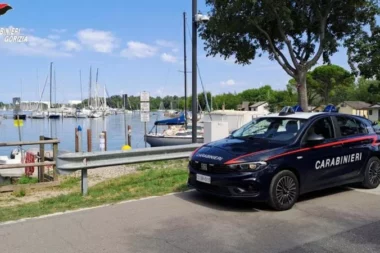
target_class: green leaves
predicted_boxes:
[201,0,379,110]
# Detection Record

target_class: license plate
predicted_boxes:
[196,174,211,184]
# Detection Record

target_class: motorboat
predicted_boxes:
[30,110,45,119]
[145,113,204,147]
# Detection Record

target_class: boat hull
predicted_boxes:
[145,135,204,147]
[13,114,26,120]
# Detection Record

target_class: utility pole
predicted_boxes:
[183,12,188,126]
[192,0,197,143]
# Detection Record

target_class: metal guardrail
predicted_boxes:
[57,144,202,195]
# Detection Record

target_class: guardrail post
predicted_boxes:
[53,141,58,181]
[81,129,91,196]
[81,169,88,196]
[38,136,45,182]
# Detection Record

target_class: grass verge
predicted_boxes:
[0,160,189,223]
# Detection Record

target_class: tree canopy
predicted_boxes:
[200,0,379,111]
[347,24,380,80]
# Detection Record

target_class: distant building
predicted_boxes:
[68,100,82,106]
[249,101,270,114]
[367,103,380,121]
[339,101,371,118]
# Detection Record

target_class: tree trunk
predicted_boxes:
[296,71,308,112]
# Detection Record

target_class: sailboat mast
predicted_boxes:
[54,69,56,107]
[183,12,187,124]
[89,66,92,108]
[96,68,99,108]
[80,70,83,102]
[50,62,53,109]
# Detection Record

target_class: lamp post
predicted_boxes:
[191,0,210,143]
[191,0,198,143]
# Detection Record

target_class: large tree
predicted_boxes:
[347,24,380,80]
[310,64,354,104]
[200,0,379,111]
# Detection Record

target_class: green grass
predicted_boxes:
[0,162,190,223]
[17,176,38,185]
[59,177,81,189]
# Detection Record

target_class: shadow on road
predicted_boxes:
[176,186,354,212]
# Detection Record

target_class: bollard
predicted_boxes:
[128,125,132,147]
[99,132,105,152]
[102,131,107,151]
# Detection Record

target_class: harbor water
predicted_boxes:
[0,111,167,156]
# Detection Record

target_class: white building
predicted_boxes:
[368,104,380,122]
[249,101,270,114]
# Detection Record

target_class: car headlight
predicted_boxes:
[227,161,267,171]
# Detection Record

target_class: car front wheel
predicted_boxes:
[268,170,299,211]
[362,157,380,189]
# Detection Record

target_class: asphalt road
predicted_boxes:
[1,187,380,253]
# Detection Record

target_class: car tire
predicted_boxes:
[268,170,299,211]
[362,156,380,189]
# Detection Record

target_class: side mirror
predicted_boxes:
[372,121,378,126]
[230,129,237,135]
[306,133,325,144]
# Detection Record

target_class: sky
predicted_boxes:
[0,0,353,104]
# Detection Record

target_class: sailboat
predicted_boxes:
[48,62,60,119]
[31,73,49,119]
[145,12,204,147]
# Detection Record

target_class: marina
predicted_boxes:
[0,111,165,156]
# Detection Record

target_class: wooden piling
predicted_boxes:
[38,136,45,182]
[87,129,92,152]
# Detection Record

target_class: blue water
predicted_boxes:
[0,111,167,156]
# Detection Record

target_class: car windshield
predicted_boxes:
[231,117,307,142]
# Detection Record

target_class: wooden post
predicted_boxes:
[75,128,79,152]
[87,129,92,152]
[38,136,45,182]
[102,131,107,151]
[52,142,58,181]
[128,125,132,147]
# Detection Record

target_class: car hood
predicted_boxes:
[192,137,287,164]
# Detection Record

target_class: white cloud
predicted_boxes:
[161,53,177,63]
[52,29,67,33]
[48,34,60,40]
[172,48,179,53]
[0,34,71,57]
[220,79,236,86]
[77,29,118,53]
[120,41,157,58]
[61,40,82,52]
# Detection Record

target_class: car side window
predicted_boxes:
[336,116,367,137]
[305,117,334,142]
